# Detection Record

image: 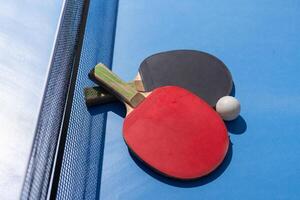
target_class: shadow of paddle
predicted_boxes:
[88,101,126,117]
[129,142,233,188]
[230,82,236,97]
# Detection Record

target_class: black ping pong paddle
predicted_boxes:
[85,50,232,107]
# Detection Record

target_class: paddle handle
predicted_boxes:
[93,63,145,107]
[84,87,117,106]
[84,81,137,107]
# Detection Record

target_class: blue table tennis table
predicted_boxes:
[21,0,300,199]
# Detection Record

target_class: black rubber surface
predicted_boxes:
[139,50,233,107]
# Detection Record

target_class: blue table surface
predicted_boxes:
[100,0,300,199]
[0,1,63,199]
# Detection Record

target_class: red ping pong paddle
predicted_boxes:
[91,63,229,180]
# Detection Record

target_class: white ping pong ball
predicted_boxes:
[216,96,241,121]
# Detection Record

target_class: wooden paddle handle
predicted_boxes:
[84,81,137,107]
[93,63,145,107]
[84,86,118,106]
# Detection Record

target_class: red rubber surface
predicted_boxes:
[123,86,229,180]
